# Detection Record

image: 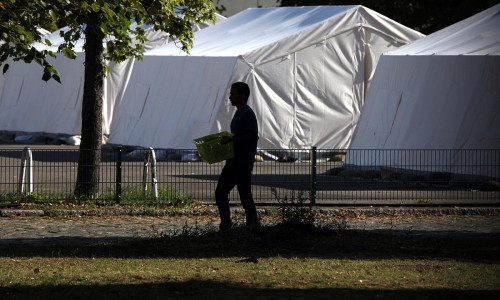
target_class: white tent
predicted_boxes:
[0,15,225,137]
[108,6,423,149]
[0,27,51,119]
[347,4,500,178]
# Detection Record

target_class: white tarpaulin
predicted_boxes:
[347,4,500,177]
[109,6,423,149]
[0,15,225,136]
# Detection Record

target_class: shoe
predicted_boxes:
[219,222,232,232]
[246,216,260,230]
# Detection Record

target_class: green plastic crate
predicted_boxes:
[193,132,234,164]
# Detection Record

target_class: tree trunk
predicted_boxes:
[74,12,105,198]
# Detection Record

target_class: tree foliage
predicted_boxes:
[210,0,227,15]
[0,0,62,81]
[1,0,216,197]
[1,0,216,80]
[280,0,498,34]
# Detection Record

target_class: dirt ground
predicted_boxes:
[1,209,499,246]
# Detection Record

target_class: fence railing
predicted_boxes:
[1,146,499,205]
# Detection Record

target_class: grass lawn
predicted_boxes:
[0,219,499,299]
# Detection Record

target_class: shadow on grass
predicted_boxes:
[1,279,498,300]
[0,224,498,263]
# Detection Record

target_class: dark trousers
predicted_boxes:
[215,160,257,225]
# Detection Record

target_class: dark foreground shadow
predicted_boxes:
[0,224,498,263]
[1,280,499,300]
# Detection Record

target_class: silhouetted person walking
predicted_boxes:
[216,82,259,231]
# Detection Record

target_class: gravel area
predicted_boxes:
[1,208,499,246]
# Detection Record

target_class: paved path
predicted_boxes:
[1,209,499,246]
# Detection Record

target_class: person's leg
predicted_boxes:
[235,166,258,227]
[215,163,236,229]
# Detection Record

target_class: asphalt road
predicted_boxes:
[1,144,499,206]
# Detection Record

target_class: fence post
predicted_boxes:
[115,147,122,203]
[310,146,317,205]
[149,147,158,201]
[143,148,158,201]
[18,147,33,194]
[143,150,150,193]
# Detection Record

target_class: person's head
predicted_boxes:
[229,82,250,109]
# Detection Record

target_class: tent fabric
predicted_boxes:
[0,56,85,134]
[0,15,225,136]
[388,3,500,56]
[109,56,238,148]
[347,4,500,177]
[109,6,423,149]
[0,27,50,110]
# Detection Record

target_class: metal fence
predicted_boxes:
[1,146,499,206]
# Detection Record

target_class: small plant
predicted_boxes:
[332,217,349,231]
[271,188,315,227]
[417,199,432,204]
[316,216,349,231]
[157,186,200,208]
[24,192,45,202]
[0,192,22,203]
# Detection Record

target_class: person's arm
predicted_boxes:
[220,135,235,144]
[220,133,252,144]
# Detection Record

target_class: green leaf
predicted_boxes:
[24,31,33,42]
[45,65,55,73]
[91,3,100,12]
[49,10,57,22]
[103,64,112,74]
[52,74,61,83]
[23,53,35,63]
[2,64,9,74]
[102,6,115,19]
[42,71,51,81]
[62,48,77,59]
[45,39,52,46]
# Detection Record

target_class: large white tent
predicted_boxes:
[108,6,423,149]
[347,4,500,178]
[0,15,225,137]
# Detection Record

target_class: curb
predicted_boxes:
[1,207,499,218]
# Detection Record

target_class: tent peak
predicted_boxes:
[387,3,500,56]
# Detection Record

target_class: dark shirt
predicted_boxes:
[230,105,259,166]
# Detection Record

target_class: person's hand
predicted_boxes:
[220,136,233,144]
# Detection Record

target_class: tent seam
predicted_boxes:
[248,24,409,69]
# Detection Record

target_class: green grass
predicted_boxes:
[0,222,498,299]
[1,193,499,299]
[0,185,201,210]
